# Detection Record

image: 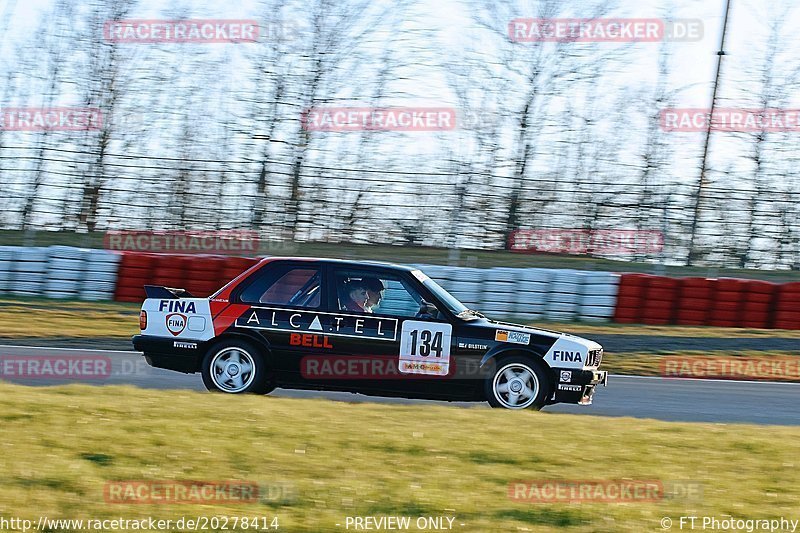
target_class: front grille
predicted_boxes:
[587,349,603,367]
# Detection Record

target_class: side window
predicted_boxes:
[240,267,321,307]
[334,270,440,318]
[377,280,423,317]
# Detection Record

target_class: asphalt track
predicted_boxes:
[1,344,798,426]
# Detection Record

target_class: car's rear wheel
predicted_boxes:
[201,340,274,394]
[485,356,550,410]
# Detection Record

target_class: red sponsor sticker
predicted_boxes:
[290,333,333,349]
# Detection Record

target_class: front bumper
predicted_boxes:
[132,334,205,374]
[550,368,608,405]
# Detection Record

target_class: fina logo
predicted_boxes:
[159,300,197,313]
[166,313,187,336]
[553,350,583,362]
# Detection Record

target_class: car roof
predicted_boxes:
[259,256,418,272]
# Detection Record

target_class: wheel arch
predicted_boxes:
[196,329,274,372]
[480,346,549,370]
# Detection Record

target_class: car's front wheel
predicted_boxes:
[485,356,550,410]
[201,340,274,394]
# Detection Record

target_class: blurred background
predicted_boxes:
[0,0,799,269]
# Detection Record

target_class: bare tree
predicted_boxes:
[737,13,800,267]
[71,0,136,232]
[19,0,74,230]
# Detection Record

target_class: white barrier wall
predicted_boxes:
[415,263,620,322]
[6,246,49,297]
[0,246,621,321]
[0,246,121,301]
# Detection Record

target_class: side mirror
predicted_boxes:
[418,300,438,318]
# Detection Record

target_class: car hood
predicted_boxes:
[480,319,603,369]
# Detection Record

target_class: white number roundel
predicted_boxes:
[398,321,452,376]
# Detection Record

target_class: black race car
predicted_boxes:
[133,258,607,410]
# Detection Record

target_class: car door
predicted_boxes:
[232,261,327,379]
[306,266,462,398]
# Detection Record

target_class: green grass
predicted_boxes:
[4,229,800,281]
[0,382,798,532]
[0,297,139,337]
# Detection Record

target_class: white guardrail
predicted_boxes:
[0,246,621,321]
[414,265,620,322]
[0,245,121,301]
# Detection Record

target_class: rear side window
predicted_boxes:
[239,266,321,307]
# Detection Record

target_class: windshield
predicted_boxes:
[417,274,469,316]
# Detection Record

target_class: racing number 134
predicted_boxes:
[399,320,452,375]
[408,329,443,357]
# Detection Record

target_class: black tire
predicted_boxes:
[484,355,551,410]
[201,339,275,394]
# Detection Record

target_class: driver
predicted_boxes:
[340,280,368,312]
[362,277,385,313]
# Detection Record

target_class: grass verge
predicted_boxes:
[0,382,798,532]
[0,297,139,338]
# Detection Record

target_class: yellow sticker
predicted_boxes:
[496,329,531,345]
